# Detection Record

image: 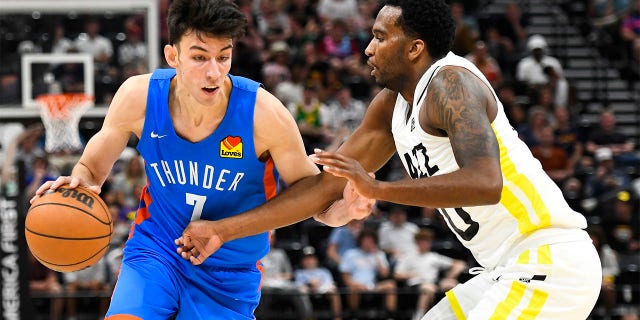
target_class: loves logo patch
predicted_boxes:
[220,136,243,159]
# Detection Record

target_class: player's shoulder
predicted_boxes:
[116,73,153,99]
[229,74,261,92]
[255,86,286,112]
[105,73,151,125]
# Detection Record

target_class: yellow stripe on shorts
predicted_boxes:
[517,288,549,320]
[489,281,549,319]
[537,244,552,264]
[446,290,466,320]
[489,281,526,319]
[516,245,553,265]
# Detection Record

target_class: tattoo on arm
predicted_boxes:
[426,69,499,166]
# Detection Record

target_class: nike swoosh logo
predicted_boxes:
[150,131,167,138]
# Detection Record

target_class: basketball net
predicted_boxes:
[36,93,94,154]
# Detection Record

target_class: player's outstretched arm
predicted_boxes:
[312,67,503,209]
[31,74,149,201]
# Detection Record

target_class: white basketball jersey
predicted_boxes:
[392,52,587,268]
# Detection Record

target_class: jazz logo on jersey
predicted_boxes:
[220,136,243,159]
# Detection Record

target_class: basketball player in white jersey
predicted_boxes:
[176,0,601,318]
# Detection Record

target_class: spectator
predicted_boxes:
[51,50,86,94]
[553,107,585,170]
[450,1,479,57]
[117,19,148,66]
[326,218,363,268]
[377,205,419,266]
[585,109,640,168]
[0,123,24,173]
[105,233,127,289]
[587,225,620,316]
[63,257,111,320]
[394,229,467,320]
[260,231,313,319]
[484,27,518,80]
[600,190,640,254]
[515,34,564,91]
[24,155,57,200]
[275,60,307,107]
[254,0,292,44]
[517,106,551,148]
[294,246,343,320]
[339,229,397,318]
[495,1,529,55]
[322,86,367,143]
[543,65,571,110]
[110,154,146,218]
[495,82,526,129]
[108,201,132,249]
[589,0,630,25]
[1,124,45,178]
[531,126,573,185]
[562,177,588,213]
[49,23,74,55]
[316,0,359,23]
[316,19,361,70]
[465,41,503,88]
[287,82,332,155]
[261,41,292,91]
[74,18,113,71]
[28,252,63,320]
[586,147,632,198]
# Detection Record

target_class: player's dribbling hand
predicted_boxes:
[30,176,101,204]
[175,220,223,265]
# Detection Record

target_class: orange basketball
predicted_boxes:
[25,185,112,272]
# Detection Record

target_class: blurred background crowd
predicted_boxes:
[0,0,639,319]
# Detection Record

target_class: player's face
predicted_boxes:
[165,31,233,105]
[364,6,412,92]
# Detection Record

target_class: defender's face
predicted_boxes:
[364,6,411,92]
[165,31,233,105]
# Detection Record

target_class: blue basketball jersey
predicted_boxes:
[126,69,279,268]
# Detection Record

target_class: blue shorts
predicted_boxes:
[105,252,262,319]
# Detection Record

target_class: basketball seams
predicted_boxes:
[25,228,111,240]
[77,186,113,225]
[28,202,112,225]
[31,244,110,268]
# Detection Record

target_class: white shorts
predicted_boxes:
[423,235,601,319]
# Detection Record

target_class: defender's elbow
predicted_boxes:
[484,177,503,204]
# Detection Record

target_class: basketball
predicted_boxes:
[25,185,113,272]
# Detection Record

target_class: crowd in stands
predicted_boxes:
[0,0,639,319]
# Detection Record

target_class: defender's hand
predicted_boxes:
[310,148,378,199]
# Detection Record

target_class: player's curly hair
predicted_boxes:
[382,0,455,60]
[167,0,247,45]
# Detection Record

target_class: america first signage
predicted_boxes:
[0,187,33,319]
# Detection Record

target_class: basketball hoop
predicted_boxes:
[36,93,94,154]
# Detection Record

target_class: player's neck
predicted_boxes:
[398,56,434,106]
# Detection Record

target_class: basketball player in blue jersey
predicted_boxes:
[177,0,602,319]
[31,0,373,319]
